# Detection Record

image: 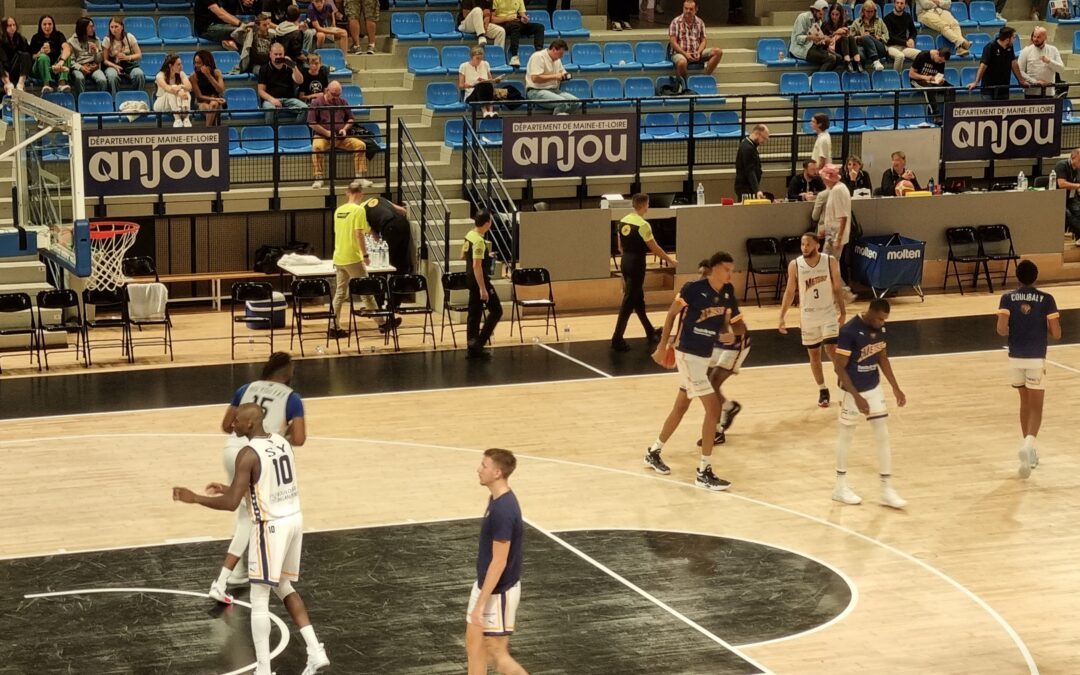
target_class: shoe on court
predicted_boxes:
[696,430,725,447]
[695,466,731,491]
[1031,448,1039,469]
[1018,447,1034,479]
[301,643,330,675]
[644,449,670,475]
[720,401,742,431]
[818,389,830,408]
[226,569,249,586]
[832,485,862,505]
[880,486,907,509]
[208,580,234,605]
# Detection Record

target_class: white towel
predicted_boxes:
[118,99,151,123]
[126,282,168,321]
[278,253,323,266]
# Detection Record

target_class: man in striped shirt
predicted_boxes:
[668,0,721,83]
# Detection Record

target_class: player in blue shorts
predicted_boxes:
[832,298,908,509]
[996,260,1061,478]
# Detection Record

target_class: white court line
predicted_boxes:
[1046,358,1080,376]
[525,518,773,674]
[533,341,614,378]
[549,526,859,650]
[22,586,289,675]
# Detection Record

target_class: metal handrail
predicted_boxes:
[461,117,519,269]
[397,119,452,265]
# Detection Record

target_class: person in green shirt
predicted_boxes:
[330,180,397,337]
[462,210,503,358]
[611,193,676,352]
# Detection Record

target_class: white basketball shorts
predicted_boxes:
[466,581,521,637]
[839,384,888,426]
[676,350,714,399]
[249,511,303,587]
[1009,357,1046,391]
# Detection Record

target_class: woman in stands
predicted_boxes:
[29,15,70,94]
[822,4,862,72]
[102,17,147,96]
[0,17,32,96]
[191,50,226,126]
[850,1,888,72]
[842,155,873,193]
[154,53,193,127]
[458,45,498,118]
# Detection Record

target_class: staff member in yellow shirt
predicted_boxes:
[463,210,503,359]
[612,193,676,352]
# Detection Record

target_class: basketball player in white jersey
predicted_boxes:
[779,232,846,407]
[173,403,329,675]
[210,352,306,604]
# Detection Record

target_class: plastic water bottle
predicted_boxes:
[927,177,935,194]
[1017,171,1027,191]
[778,50,785,62]
[1049,169,1057,190]
[696,183,705,206]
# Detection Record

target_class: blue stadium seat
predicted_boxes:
[426,81,466,112]
[124,17,161,47]
[517,45,536,67]
[591,77,624,107]
[810,71,842,100]
[845,106,871,132]
[779,72,811,96]
[78,92,116,124]
[278,124,313,153]
[358,122,386,151]
[428,0,458,5]
[156,0,190,8]
[114,90,151,112]
[477,117,502,146]
[159,16,199,46]
[757,38,795,66]
[915,34,934,51]
[213,50,250,80]
[391,13,429,40]
[969,1,1004,26]
[626,77,663,106]
[317,49,352,78]
[424,12,462,39]
[958,32,991,60]
[122,0,155,8]
[641,113,684,140]
[872,69,900,91]
[636,41,673,70]
[677,112,715,138]
[441,45,470,73]
[408,46,445,75]
[140,51,166,76]
[561,78,591,100]
[241,126,275,154]
[444,119,465,149]
[802,107,833,134]
[949,2,978,27]
[866,104,897,129]
[571,43,608,72]
[84,1,121,12]
[960,65,979,87]
[394,0,426,6]
[1063,99,1080,124]
[604,42,641,70]
[224,88,263,120]
[686,75,724,104]
[228,127,246,156]
[526,10,554,32]
[558,48,579,73]
[898,103,928,128]
[709,111,742,137]
[501,80,525,98]
[945,67,961,84]
[841,71,873,98]
[553,10,590,37]
[485,45,513,74]
[340,84,365,108]
[1051,0,1080,23]
[44,91,77,112]
[178,51,196,74]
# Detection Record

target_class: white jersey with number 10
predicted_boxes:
[247,433,301,523]
[797,254,836,317]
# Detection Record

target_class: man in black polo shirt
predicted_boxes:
[735,124,769,201]
[967,26,1035,101]
[787,160,826,201]
[909,47,953,121]
[611,193,676,352]
[257,42,307,122]
[363,196,414,275]
[1054,148,1080,244]
[879,150,921,197]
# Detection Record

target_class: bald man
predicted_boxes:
[1018,26,1064,99]
[307,79,371,189]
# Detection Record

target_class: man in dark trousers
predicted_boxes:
[611,193,676,352]
[462,210,503,359]
[364,196,414,275]
[967,26,1034,101]
[734,123,769,201]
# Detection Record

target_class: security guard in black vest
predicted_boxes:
[611,193,677,351]
[462,210,503,359]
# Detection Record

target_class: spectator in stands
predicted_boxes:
[810,111,831,168]
[850,1,888,72]
[102,17,147,98]
[1018,26,1064,98]
[547,0,570,17]
[822,4,862,72]
[491,0,545,67]
[525,39,580,115]
[915,0,971,56]
[459,45,499,118]
[843,155,873,193]
[879,150,921,196]
[668,0,722,84]
[153,54,193,127]
[788,160,826,201]
[307,0,348,52]
[258,42,307,121]
[262,0,292,25]
[0,18,32,96]
[459,0,506,48]
[609,0,634,30]
[1054,148,1080,244]
[364,196,414,275]
[30,15,70,94]
[308,80,371,189]
[790,0,840,72]
[735,123,769,201]
[274,6,313,61]
[967,26,1034,100]
[883,0,920,72]
[344,0,378,54]
[241,13,275,75]
[191,50,226,126]
[66,18,107,96]
[194,0,246,51]
[299,52,329,101]
[909,46,953,121]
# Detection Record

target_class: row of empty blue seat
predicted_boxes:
[84,0,191,11]
[392,9,588,41]
[408,41,675,76]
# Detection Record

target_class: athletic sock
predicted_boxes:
[1023,434,1036,451]
[835,424,854,474]
[819,383,828,391]
[722,399,735,412]
[215,567,231,588]
[871,417,892,476]
[649,439,664,453]
[300,624,321,653]
[698,455,711,473]
[250,584,273,674]
[835,471,847,488]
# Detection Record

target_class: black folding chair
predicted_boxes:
[944,226,992,294]
[779,235,803,306]
[510,267,558,342]
[289,277,340,356]
[36,289,84,370]
[82,287,132,365]
[977,224,1020,288]
[0,292,39,373]
[124,283,174,362]
[744,237,784,307]
[349,275,398,352]
[230,282,275,359]
[388,274,436,348]
[440,271,472,348]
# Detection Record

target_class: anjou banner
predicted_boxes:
[82,128,229,196]
[501,114,638,179]
[941,99,1062,162]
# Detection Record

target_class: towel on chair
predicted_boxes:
[126,282,168,321]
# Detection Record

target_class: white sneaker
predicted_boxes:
[509,55,520,67]
[182,118,192,127]
[1018,447,1034,479]
[1031,448,1039,469]
[872,61,884,72]
[832,485,862,505]
[880,486,907,509]
[311,179,324,189]
[621,22,633,29]
[358,178,373,188]
[611,21,622,30]
[58,84,71,93]
[16,81,24,91]
[478,36,488,45]
[226,568,249,586]
[208,580,234,604]
[301,643,330,675]
[40,85,53,95]
[172,118,183,128]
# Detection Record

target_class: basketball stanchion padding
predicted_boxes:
[87,222,140,291]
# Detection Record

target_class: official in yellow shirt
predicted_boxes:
[611,193,676,351]
[330,180,396,336]
[462,210,503,358]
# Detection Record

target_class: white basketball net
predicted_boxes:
[88,223,140,291]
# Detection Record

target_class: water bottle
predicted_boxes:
[927,177,935,194]
[696,182,705,206]
[778,50,785,62]
[1017,171,1027,191]
[1049,169,1057,190]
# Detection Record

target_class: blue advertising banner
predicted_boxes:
[852,234,926,298]
[942,99,1062,161]
[82,128,229,196]
[501,114,638,179]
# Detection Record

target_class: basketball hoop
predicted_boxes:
[87,221,140,291]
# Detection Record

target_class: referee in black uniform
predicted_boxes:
[463,210,503,359]
[364,196,414,275]
[611,193,676,352]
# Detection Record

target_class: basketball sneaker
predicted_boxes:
[696,430,725,446]
[695,466,731,491]
[818,389,830,408]
[226,567,249,586]
[880,486,907,509]
[832,485,862,505]
[208,580,234,605]
[1031,448,1039,469]
[720,401,742,430]
[644,449,670,475]
[301,644,330,675]
[1018,446,1035,479]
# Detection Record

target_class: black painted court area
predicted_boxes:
[7,307,1080,419]
[0,522,852,674]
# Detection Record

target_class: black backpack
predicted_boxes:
[654,76,698,98]
[253,241,313,273]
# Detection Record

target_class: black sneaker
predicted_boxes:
[647,327,663,343]
[644,449,670,474]
[328,328,349,339]
[610,340,631,352]
[720,401,742,431]
[379,316,403,334]
[696,430,725,447]
[818,388,830,408]
[467,347,492,359]
[695,466,731,491]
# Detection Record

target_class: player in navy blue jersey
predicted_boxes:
[645,251,740,492]
[693,259,749,447]
[832,298,908,509]
[996,260,1061,478]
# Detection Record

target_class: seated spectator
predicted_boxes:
[101,17,147,97]
[909,46,953,121]
[524,39,580,115]
[1054,148,1080,244]
[262,0,293,25]
[459,45,499,118]
[29,15,69,94]
[307,0,348,52]
[66,18,107,96]
[843,155,873,193]
[491,0,544,67]
[459,0,506,48]
[191,49,226,126]
[788,160,826,201]
[883,0,920,72]
[153,53,192,127]
[879,150,921,196]
[274,5,314,60]
[257,42,307,121]
[240,13,274,75]
[668,0,722,82]
[194,0,246,51]
[822,4,861,72]
[915,0,971,56]
[850,1,888,72]
[299,52,329,101]
[308,80,371,189]
[810,111,831,168]
[1018,26,1064,99]
[0,17,32,95]
[345,0,379,54]
[790,0,839,72]
[967,26,1034,101]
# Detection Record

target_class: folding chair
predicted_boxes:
[388,274,436,348]
[977,224,1020,288]
[510,267,558,342]
[125,282,174,362]
[944,226,992,294]
[122,255,160,281]
[744,237,784,306]
[440,271,472,348]
[230,282,275,359]
[348,275,397,352]
[289,277,340,356]
[82,287,132,365]
[0,292,39,373]
[36,289,84,370]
